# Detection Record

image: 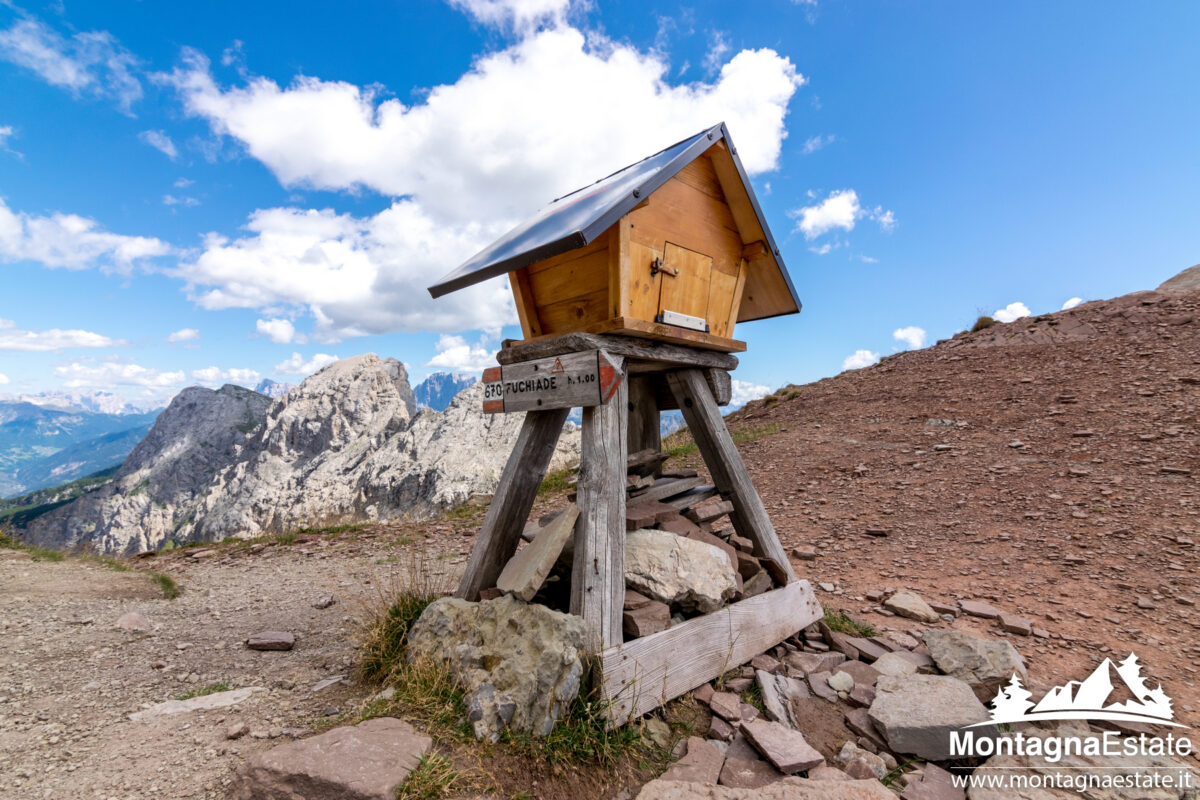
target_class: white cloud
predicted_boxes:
[704,30,731,74]
[173,177,194,188]
[162,22,803,340]
[164,29,802,216]
[139,129,178,159]
[449,0,572,29]
[426,334,498,373]
[162,194,200,207]
[190,366,260,387]
[729,379,770,407]
[256,317,295,344]
[274,352,339,375]
[0,16,142,112]
[0,372,8,385]
[166,328,200,342]
[179,202,514,338]
[0,124,19,158]
[801,133,833,154]
[892,325,926,349]
[993,301,1031,323]
[1061,297,1083,310]
[858,254,878,263]
[54,361,185,389]
[792,189,896,240]
[0,318,121,351]
[842,349,880,370]
[0,198,171,274]
[794,189,859,239]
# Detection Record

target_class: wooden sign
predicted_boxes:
[482,350,623,413]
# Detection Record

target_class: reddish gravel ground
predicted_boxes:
[699,286,1200,729]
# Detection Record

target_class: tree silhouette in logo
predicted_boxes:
[990,674,1035,722]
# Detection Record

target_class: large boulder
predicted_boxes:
[636,777,896,799]
[923,630,1026,701]
[868,674,996,760]
[625,528,739,613]
[406,594,586,742]
[231,717,430,800]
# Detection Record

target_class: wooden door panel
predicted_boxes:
[658,242,712,321]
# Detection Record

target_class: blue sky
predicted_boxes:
[1,0,1197,407]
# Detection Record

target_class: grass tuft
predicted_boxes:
[971,315,996,332]
[148,571,180,599]
[731,423,780,445]
[822,606,875,637]
[501,685,649,769]
[176,681,232,700]
[396,753,481,800]
[537,466,575,497]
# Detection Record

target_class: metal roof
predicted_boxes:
[427,122,799,317]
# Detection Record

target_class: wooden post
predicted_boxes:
[626,375,661,464]
[571,362,628,651]
[666,369,796,583]
[456,408,569,601]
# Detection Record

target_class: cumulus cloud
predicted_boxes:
[256,317,295,344]
[792,189,895,240]
[0,372,8,384]
[842,349,880,370]
[1061,297,1083,310]
[139,130,178,159]
[0,16,142,112]
[426,334,499,373]
[892,325,926,349]
[730,379,770,407]
[0,318,121,351]
[793,189,859,239]
[0,198,171,273]
[274,352,339,375]
[993,301,1031,323]
[166,328,199,342]
[190,366,260,387]
[54,361,185,389]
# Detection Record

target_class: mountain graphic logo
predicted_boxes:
[968,653,1184,728]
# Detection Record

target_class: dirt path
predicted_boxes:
[0,533,471,800]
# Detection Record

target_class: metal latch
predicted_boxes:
[650,257,679,278]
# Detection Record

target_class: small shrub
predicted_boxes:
[971,316,996,333]
[822,606,875,637]
[149,571,180,599]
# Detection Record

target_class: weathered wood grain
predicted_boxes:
[455,409,569,601]
[597,580,822,727]
[628,476,703,504]
[666,369,796,583]
[498,333,739,371]
[626,375,661,459]
[571,366,628,652]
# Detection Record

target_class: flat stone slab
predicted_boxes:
[231,717,430,800]
[884,591,940,623]
[636,777,897,799]
[755,669,808,728]
[959,600,1000,619]
[661,736,726,784]
[246,631,295,651]
[497,504,579,601]
[129,687,264,721]
[741,719,824,773]
[868,674,995,760]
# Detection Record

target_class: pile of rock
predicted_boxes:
[504,448,785,640]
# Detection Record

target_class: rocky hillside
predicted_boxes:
[17,354,579,554]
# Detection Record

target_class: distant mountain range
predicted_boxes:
[0,389,161,416]
[0,401,160,497]
[414,372,477,410]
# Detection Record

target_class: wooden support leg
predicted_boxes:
[626,375,661,463]
[572,369,628,652]
[456,408,569,601]
[666,369,796,583]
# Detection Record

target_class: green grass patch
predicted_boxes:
[148,571,180,599]
[731,423,780,445]
[441,503,485,521]
[822,607,875,637]
[176,681,232,701]
[0,532,65,562]
[396,753,481,800]
[971,315,996,333]
[537,466,575,497]
[500,687,649,769]
[663,430,698,458]
[740,683,766,716]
